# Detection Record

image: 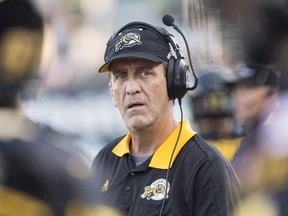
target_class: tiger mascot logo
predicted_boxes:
[141,178,170,201]
[115,32,141,52]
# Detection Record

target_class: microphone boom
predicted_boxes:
[162,14,198,90]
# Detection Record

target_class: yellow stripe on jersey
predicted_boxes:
[0,186,53,216]
[208,138,242,161]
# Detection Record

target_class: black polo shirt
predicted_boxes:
[92,120,240,216]
[0,139,100,216]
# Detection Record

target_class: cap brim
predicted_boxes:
[98,52,166,73]
[225,77,265,89]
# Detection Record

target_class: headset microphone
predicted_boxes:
[162,14,198,91]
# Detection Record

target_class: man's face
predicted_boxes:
[232,84,273,129]
[109,58,171,131]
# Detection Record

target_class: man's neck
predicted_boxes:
[129,117,178,157]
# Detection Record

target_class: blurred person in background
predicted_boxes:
[91,19,240,215]
[0,0,88,161]
[189,65,242,161]
[227,63,279,193]
[226,1,288,215]
[0,0,124,215]
[190,0,288,215]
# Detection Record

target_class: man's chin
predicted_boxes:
[125,117,152,131]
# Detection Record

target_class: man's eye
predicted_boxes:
[141,71,151,76]
[119,73,127,79]
[114,72,127,80]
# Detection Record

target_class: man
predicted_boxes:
[189,66,242,161]
[0,1,123,215]
[228,63,279,193]
[92,21,240,215]
[202,1,288,215]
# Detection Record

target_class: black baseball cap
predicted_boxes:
[0,0,43,107]
[227,63,279,88]
[99,25,170,73]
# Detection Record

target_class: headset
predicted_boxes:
[104,19,197,100]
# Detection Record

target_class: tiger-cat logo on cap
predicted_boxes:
[115,32,142,52]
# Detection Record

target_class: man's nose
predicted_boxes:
[126,78,141,95]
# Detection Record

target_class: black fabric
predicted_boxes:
[0,0,43,33]
[231,128,257,170]
[91,134,240,216]
[227,63,279,88]
[0,139,98,216]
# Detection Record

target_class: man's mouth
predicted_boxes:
[127,102,144,109]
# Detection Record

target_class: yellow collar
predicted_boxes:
[112,119,197,169]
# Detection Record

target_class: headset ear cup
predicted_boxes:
[167,57,175,100]
[173,59,188,99]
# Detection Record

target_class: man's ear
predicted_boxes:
[266,87,279,98]
[109,82,117,107]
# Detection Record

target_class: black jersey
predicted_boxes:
[92,120,240,216]
[0,138,100,216]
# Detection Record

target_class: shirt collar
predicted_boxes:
[112,119,197,169]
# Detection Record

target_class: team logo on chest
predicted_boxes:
[140,178,170,201]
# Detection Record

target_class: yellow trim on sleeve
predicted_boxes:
[66,200,124,216]
[207,137,242,161]
[0,186,53,216]
[0,186,111,216]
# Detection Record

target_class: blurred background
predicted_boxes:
[20,0,236,163]
[22,0,287,165]
[3,0,288,214]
